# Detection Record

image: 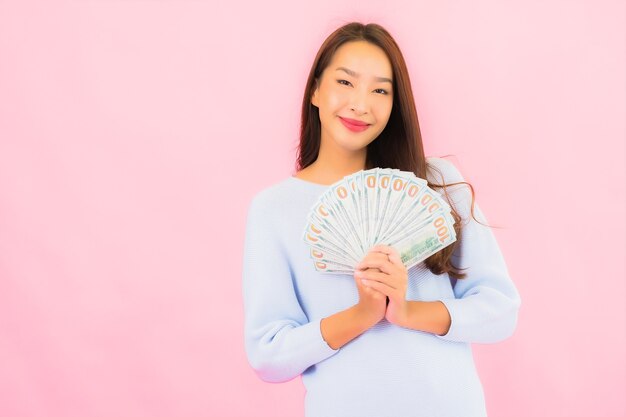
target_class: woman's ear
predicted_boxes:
[310,78,320,108]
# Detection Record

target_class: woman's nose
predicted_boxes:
[349,91,369,115]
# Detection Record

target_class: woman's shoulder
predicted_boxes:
[249,177,296,209]
[248,175,324,214]
[244,178,295,232]
[425,156,466,185]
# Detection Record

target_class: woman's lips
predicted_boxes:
[339,117,370,132]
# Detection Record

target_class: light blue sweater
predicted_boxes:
[242,158,521,417]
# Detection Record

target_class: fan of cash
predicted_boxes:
[302,168,457,274]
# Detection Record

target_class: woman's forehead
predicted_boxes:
[327,41,393,80]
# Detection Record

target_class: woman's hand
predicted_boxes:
[355,245,409,327]
[353,263,387,326]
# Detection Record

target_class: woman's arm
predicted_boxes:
[360,200,520,343]
[426,157,522,343]
[401,300,451,336]
[243,195,339,383]
[320,272,387,349]
[320,304,380,350]
[243,190,388,382]
[358,158,521,343]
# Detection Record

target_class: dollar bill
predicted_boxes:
[302,168,457,274]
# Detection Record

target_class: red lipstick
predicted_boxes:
[339,117,370,133]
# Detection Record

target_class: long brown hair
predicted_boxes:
[296,22,476,279]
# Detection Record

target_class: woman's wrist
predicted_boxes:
[320,303,382,350]
[353,302,384,329]
[399,301,452,335]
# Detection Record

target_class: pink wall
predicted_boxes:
[1,1,624,416]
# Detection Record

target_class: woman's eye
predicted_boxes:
[337,79,352,86]
[374,88,389,95]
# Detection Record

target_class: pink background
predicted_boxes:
[1,1,624,416]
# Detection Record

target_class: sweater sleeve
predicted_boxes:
[242,193,339,383]
[427,158,522,344]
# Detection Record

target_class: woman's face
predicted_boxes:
[312,40,394,156]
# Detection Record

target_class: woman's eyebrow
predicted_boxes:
[335,66,392,84]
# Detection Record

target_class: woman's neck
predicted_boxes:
[296,146,367,185]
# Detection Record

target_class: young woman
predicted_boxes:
[242,22,521,417]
